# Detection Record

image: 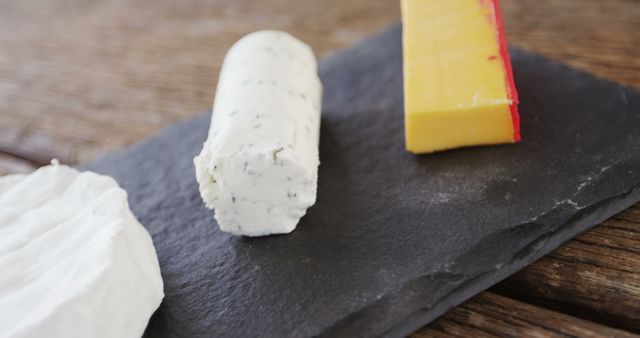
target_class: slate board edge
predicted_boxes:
[314,153,640,337]
[316,23,640,337]
[379,184,640,338]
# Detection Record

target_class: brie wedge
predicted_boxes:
[194,31,322,237]
[0,162,163,338]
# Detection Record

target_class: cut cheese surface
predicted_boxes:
[401,0,520,154]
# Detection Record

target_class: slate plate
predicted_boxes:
[86,24,640,337]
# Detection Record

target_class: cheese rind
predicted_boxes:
[0,163,163,338]
[401,0,520,153]
[194,31,322,237]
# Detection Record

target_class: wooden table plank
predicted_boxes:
[0,0,400,164]
[413,292,639,338]
[0,154,35,176]
[494,205,640,332]
[502,0,640,88]
[0,0,638,335]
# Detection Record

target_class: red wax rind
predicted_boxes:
[491,0,521,142]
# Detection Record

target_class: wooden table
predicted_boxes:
[1,0,638,336]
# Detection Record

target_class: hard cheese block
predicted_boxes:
[402,0,520,153]
[85,25,640,337]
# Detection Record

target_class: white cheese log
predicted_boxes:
[0,162,164,338]
[194,31,322,237]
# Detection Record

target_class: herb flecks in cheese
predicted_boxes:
[194,31,322,237]
[0,163,164,338]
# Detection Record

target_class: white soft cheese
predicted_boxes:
[0,163,164,338]
[194,31,322,236]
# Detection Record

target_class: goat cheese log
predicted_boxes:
[0,162,164,338]
[194,31,322,237]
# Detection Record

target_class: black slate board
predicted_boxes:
[86,24,640,337]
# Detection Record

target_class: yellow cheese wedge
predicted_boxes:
[401,0,520,154]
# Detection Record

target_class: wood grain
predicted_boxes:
[0,154,34,176]
[494,207,640,332]
[502,0,640,88]
[413,292,639,338]
[0,0,639,335]
[0,0,400,164]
